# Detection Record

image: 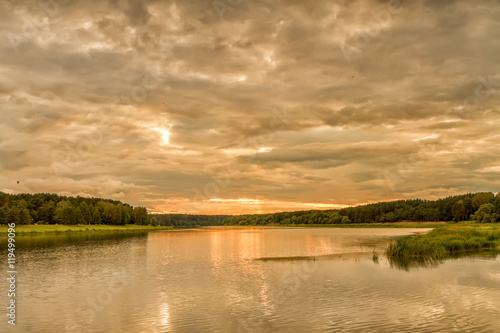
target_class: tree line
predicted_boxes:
[2,191,499,226]
[222,192,500,226]
[151,214,228,227]
[0,192,150,225]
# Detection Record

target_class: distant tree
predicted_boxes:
[55,201,75,224]
[341,216,351,224]
[92,206,101,224]
[37,201,56,224]
[150,216,159,226]
[78,202,92,224]
[8,206,20,225]
[0,205,8,224]
[472,193,494,210]
[98,202,114,225]
[0,191,136,225]
[452,200,466,222]
[155,215,173,226]
[463,197,474,219]
[74,207,85,225]
[133,207,149,225]
[121,205,131,225]
[493,196,500,216]
[113,204,124,225]
[471,203,495,223]
[19,208,32,225]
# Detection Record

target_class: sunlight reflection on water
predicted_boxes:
[1,227,499,333]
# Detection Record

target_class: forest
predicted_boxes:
[221,192,500,226]
[153,214,227,228]
[0,192,150,225]
[1,191,499,227]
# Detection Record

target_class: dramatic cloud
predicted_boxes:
[0,0,499,213]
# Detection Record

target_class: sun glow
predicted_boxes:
[153,128,171,145]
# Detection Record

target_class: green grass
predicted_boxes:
[0,224,173,235]
[386,222,500,258]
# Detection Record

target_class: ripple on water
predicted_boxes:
[1,227,499,333]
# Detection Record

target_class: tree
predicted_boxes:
[341,216,351,224]
[472,192,494,210]
[452,200,465,222]
[0,205,8,225]
[37,201,56,224]
[78,202,92,224]
[19,208,32,225]
[74,207,85,225]
[150,216,159,226]
[98,202,114,225]
[471,203,494,223]
[121,205,131,225]
[133,207,149,225]
[8,206,20,225]
[17,199,28,210]
[55,201,75,224]
[113,204,124,225]
[92,206,101,224]
[493,196,500,216]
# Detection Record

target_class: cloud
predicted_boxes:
[0,0,499,213]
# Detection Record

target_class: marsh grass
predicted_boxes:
[388,250,500,271]
[388,256,444,271]
[386,223,500,258]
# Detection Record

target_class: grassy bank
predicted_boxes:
[386,222,500,258]
[0,224,173,235]
[0,222,441,235]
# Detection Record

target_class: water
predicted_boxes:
[1,227,499,333]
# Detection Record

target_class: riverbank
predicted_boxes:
[0,224,173,235]
[0,222,446,235]
[386,222,500,258]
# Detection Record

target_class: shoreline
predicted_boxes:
[0,222,446,235]
[0,224,173,235]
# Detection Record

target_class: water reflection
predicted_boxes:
[388,251,500,271]
[0,231,149,250]
[1,227,499,333]
[388,256,444,271]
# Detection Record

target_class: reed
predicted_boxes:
[386,223,500,258]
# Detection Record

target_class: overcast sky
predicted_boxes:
[0,0,499,214]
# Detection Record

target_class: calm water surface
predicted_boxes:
[1,227,499,333]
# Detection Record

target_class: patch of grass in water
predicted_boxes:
[388,250,500,271]
[386,223,500,259]
[388,256,444,271]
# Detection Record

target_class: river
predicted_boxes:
[1,227,499,332]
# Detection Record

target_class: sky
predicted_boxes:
[0,0,499,214]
